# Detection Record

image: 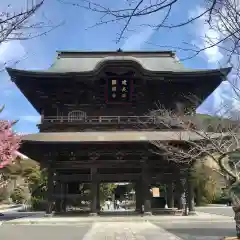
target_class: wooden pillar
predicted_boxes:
[167,182,174,208]
[195,186,201,206]
[175,180,183,210]
[135,181,142,212]
[96,183,100,212]
[181,176,188,216]
[90,167,98,216]
[142,167,152,215]
[55,180,61,213]
[187,170,196,215]
[46,162,54,215]
[59,182,64,212]
[62,183,67,212]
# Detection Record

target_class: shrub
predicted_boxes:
[25,167,47,199]
[0,186,9,202]
[30,197,47,211]
[212,191,231,205]
[199,196,210,205]
[193,164,219,205]
[10,186,25,204]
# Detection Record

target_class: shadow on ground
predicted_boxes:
[163,227,236,239]
[0,212,38,221]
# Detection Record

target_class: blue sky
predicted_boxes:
[0,0,235,133]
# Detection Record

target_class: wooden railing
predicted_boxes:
[42,115,157,124]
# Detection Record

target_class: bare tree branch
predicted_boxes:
[58,0,220,43]
[1,1,43,44]
[147,105,240,181]
[58,0,240,80]
[0,1,64,72]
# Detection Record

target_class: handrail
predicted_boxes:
[41,115,157,124]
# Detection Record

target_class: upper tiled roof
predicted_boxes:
[47,51,186,72]
[6,50,232,77]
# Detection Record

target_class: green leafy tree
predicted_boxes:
[23,167,47,199]
[22,166,48,211]
[192,164,218,205]
[100,183,117,201]
[0,186,9,203]
[10,186,25,204]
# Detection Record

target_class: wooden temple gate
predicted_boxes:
[6,50,231,216]
[27,141,197,216]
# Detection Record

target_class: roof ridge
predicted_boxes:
[57,50,176,58]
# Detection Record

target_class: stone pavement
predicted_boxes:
[0,223,183,240]
[196,206,234,217]
[0,213,235,239]
[82,222,182,240]
[1,211,234,225]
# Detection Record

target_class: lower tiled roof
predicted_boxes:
[22,131,224,142]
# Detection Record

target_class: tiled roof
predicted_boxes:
[48,52,186,72]
[22,130,225,142]
[6,51,232,77]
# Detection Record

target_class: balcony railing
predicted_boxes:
[41,115,157,124]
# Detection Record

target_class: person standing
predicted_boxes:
[116,200,120,209]
[106,199,111,210]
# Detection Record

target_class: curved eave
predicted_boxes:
[6,67,232,80]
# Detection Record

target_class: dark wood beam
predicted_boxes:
[55,173,141,182]
[54,161,177,169]
[55,172,178,183]
[55,174,90,182]
[100,173,140,181]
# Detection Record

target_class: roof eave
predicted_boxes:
[6,67,232,79]
[21,131,225,143]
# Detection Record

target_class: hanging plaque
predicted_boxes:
[152,187,160,197]
[107,79,131,103]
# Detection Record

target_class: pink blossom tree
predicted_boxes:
[0,106,21,169]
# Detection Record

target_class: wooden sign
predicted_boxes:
[107,79,131,103]
[152,187,160,197]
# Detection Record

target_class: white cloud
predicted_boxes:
[0,76,17,97]
[2,88,14,97]
[0,41,25,97]
[189,5,240,117]
[20,115,40,123]
[122,27,154,50]
[121,7,163,50]
[0,40,26,67]
[189,6,223,64]
[0,0,29,67]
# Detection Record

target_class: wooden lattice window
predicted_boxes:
[68,110,86,122]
